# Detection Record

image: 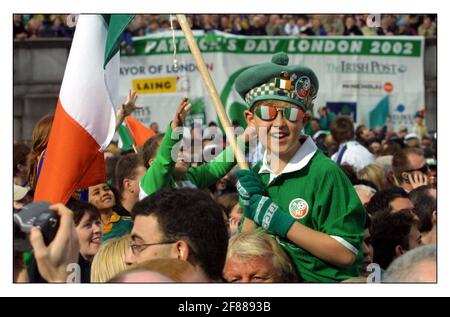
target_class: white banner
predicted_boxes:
[119,31,424,133]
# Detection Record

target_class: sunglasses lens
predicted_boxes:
[420,164,430,173]
[284,107,304,122]
[255,105,277,121]
[254,104,304,122]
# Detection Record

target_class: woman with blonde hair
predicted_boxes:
[357,163,385,191]
[90,235,131,282]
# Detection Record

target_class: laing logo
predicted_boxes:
[132,77,177,94]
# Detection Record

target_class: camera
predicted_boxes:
[13,202,60,252]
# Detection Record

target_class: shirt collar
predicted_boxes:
[339,140,358,149]
[259,136,318,184]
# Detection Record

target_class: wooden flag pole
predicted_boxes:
[176,14,256,232]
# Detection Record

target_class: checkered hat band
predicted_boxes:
[245,82,275,104]
[245,82,297,105]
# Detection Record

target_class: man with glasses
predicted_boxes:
[125,188,228,282]
[234,52,365,282]
[392,147,431,193]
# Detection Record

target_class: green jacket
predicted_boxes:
[140,124,240,198]
[245,138,365,282]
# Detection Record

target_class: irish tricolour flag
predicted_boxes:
[34,14,134,204]
[118,115,156,151]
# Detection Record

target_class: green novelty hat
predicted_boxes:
[235,52,319,112]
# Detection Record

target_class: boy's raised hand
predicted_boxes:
[121,89,142,117]
[171,97,192,129]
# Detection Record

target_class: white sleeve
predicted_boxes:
[139,183,148,201]
[330,235,359,255]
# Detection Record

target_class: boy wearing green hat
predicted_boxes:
[235,52,365,282]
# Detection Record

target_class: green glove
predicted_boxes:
[248,194,296,238]
[236,170,265,206]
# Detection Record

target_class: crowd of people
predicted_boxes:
[14,14,437,41]
[13,51,436,284]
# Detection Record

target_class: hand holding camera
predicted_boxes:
[29,203,79,282]
[14,202,60,252]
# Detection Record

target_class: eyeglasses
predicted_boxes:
[406,164,430,174]
[129,240,177,255]
[253,104,304,122]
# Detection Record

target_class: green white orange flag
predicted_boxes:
[34,14,134,204]
[118,123,134,151]
[369,95,390,130]
[124,115,156,147]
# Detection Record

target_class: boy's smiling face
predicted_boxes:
[245,99,306,162]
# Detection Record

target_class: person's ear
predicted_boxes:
[244,110,255,128]
[175,240,190,261]
[148,158,154,167]
[123,178,133,193]
[395,245,405,257]
[17,163,27,173]
[432,210,437,225]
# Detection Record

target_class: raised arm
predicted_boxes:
[115,89,142,132]
[139,98,191,199]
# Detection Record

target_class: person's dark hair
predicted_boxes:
[131,188,229,281]
[365,187,409,216]
[216,193,239,218]
[66,198,100,226]
[421,135,432,145]
[409,185,436,232]
[105,154,120,189]
[142,134,164,168]
[115,153,144,194]
[355,124,367,145]
[14,143,30,177]
[386,136,405,151]
[422,147,434,159]
[329,115,354,144]
[392,147,425,184]
[370,209,418,269]
[365,212,372,230]
[339,164,357,184]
